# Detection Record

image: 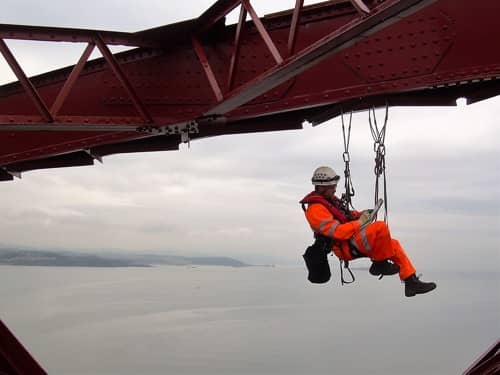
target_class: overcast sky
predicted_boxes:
[0,1,499,269]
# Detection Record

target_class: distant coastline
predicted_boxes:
[0,248,250,268]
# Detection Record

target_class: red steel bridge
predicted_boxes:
[0,0,499,182]
[0,0,499,373]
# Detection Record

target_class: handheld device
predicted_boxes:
[360,198,384,229]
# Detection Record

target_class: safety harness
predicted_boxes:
[300,192,348,223]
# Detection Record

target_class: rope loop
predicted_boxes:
[368,103,389,223]
[339,260,355,285]
[341,109,355,211]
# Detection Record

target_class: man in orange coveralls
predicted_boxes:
[301,166,436,297]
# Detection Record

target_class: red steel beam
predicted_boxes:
[94,35,153,123]
[350,0,371,15]
[195,0,242,33]
[462,339,500,375]
[0,39,53,122]
[227,5,247,91]
[241,0,283,64]
[1,0,500,173]
[287,0,304,56]
[51,42,95,116]
[0,320,47,375]
[0,23,161,48]
[205,0,437,115]
[192,37,224,102]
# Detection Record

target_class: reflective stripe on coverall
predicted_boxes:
[305,203,416,280]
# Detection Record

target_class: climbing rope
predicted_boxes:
[339,110,357,286]
[341,109,356,212]
[368,104,389,223]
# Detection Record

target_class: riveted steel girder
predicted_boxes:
[0,320,47,375]
[0,0,499,179]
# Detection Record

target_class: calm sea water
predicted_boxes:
[0,264,498,375]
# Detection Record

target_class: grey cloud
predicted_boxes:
[1,1,499,266]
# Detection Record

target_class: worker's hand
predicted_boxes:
[348,210,361,220]
[358,210,371,226]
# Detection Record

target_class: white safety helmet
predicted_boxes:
[311,166,340,186]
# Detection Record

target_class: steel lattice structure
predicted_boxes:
[0,0,499,181]
[1,1,500,373]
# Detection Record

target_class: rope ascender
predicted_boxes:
[368,104,389,223]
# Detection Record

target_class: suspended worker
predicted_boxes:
[300,166,437,297]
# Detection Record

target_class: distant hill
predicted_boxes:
[0,249,150,267]
[118,253,249,267]
[0,248,249,268]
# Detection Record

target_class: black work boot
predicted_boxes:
[404,274,437,297]
[369,260,400,276]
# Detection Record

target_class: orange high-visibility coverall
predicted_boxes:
[304,202,416,280]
